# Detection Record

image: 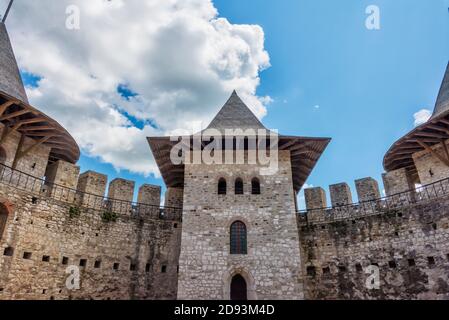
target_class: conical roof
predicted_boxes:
[384,61,449,177]
[206,91,266,131]
[0,22,28,103]
[148,91,331,190]
[431,62,449,118]
[0,21,80,164]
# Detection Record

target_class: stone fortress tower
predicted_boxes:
[148,92,330,299]
[0,18,181,300]
[1,4,449,300]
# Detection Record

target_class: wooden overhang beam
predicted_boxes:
[426,123,449,135]
[20,125,60,132]
[0,108,33,121]
[0,122,22,144]
[12,135,54,168]
[415,130,449,139]
[438,118,449,126]
[0,100,19,117]
[416,139,449,167]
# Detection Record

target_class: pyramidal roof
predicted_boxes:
[432,62,449,118]
[206,91,267,131]
[0,22,28,103]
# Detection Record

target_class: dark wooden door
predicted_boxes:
[230,274,247,300]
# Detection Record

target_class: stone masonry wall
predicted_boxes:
[299,193,449,300]
[413,140,449,186]
[178,150,304,300]
[0,176,181,300]
[0,125,50,178]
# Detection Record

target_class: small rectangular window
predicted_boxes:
[62,257,69,265]
[3,247,13,257]
[145,264,151,273]
[306,266,316,277]
[42,255,50,262]
[94,260,101,269]
[161,265,167,273]
[130,264,137,271]
[79,259,87,267]
[388,261,397,269]
[23,252,32,260]
[427,257,435,266]
[113,263,120,270]
[408,258,415,267]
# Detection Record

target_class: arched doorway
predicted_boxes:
[230,274,247,300]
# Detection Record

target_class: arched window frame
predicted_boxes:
[230,221,247,255]
[251,177,261,195]
[218,178,227,195]
[234,178,244,195]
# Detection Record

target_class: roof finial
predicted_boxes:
[2,0,15,24]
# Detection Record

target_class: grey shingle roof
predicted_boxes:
[206,90,266,131]
[432,62,449,119]
[0,22,28,103]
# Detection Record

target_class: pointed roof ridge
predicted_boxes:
[431,61,449,118]
[206,90,267,131]
[0,21,28,103]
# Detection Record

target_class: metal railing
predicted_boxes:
[0,163,182,222]
[298,177,449,225]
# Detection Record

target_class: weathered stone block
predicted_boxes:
[44,160,80,202]
[107,178,135,215]
[138,184,161,206]
[355,177,380,202]
[304,187,327,210]
[164,188,183,209]
[76,171,107,209]
[329,183,352,207]
[382,168,411,196]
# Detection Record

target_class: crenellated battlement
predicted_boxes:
[0,161,181,221]
[305,176,384,211]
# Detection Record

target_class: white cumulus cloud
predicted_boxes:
[5,0,271,177]
[413,109,431,127]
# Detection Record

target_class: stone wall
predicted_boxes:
[329,183,352,207]
[355,177,380,202]
[383,168,414,196]
[299,190,449,300]
[413,140,449,185]
[0,124,50,178]
[178,150,304,300]
[0,181,181,300]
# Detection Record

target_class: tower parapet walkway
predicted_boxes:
[0,162,182,222]
[298,178,449,226]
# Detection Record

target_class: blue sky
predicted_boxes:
[19,0,449,207]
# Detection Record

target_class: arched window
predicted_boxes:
[0,203,8,241]
[251,178,260,195]
[218,178,227,195]
[235,178,243,195]
[230,274,247,300]
[230,221,247,254]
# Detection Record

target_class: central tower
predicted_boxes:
[148,91,330,300]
